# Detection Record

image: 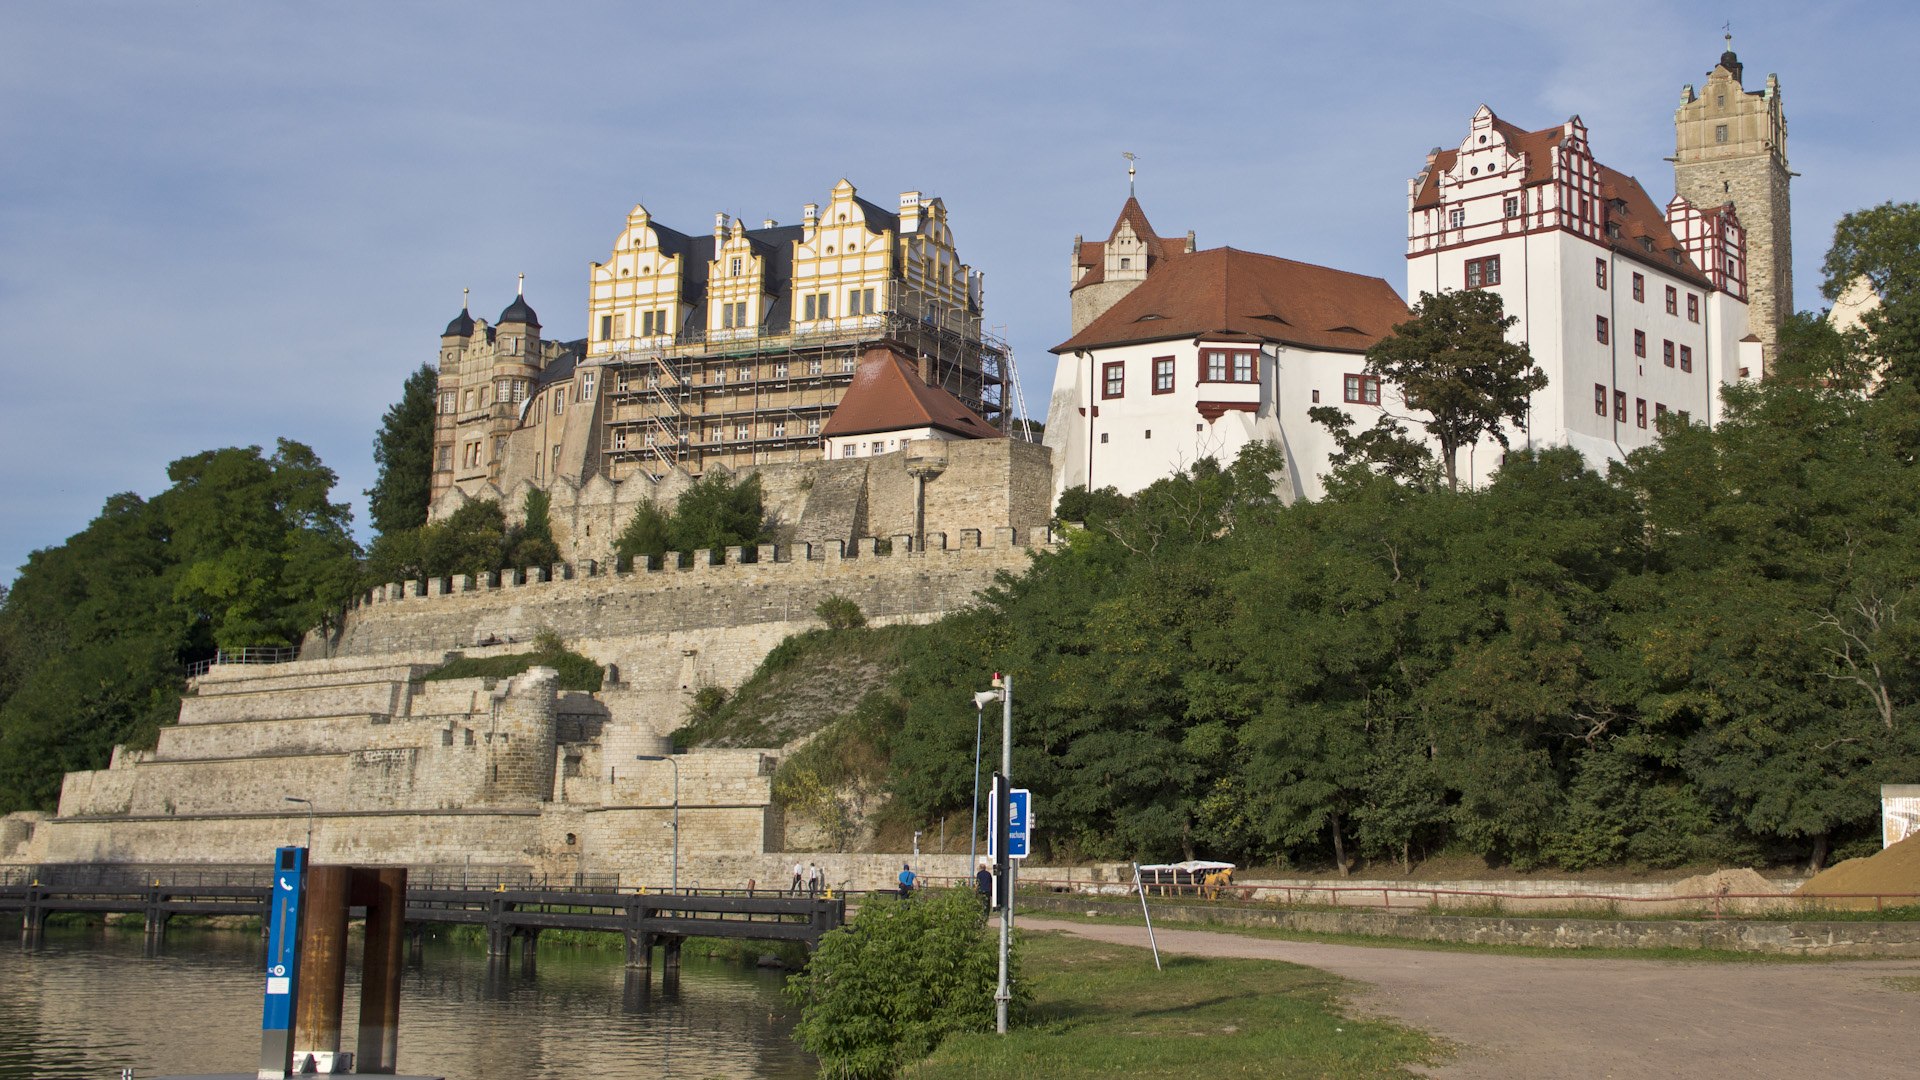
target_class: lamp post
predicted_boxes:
[969,690,998,869]
[284,796,314,852]
[975,674,1013,1036]
[635,755,680,894]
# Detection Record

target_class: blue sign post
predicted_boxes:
[258,846,307,1080]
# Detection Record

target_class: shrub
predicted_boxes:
[786,888,1018,1079]
[816,594,867,630]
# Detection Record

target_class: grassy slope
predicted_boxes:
[909,932,1441,1079]
[675,625,911,749]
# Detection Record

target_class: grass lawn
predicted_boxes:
[905,931,1442,1079]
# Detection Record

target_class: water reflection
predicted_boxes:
[0,925,813,1079]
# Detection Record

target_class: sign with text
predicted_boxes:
[991,788,1032,860]
[259,845,306,1078]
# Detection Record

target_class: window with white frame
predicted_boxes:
[1344,374,1381,405]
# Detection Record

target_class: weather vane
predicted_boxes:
[1123,151,1137,196]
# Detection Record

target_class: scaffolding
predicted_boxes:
[595,284,1011,483]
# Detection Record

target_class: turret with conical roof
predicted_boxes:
[1069,190,1194,335]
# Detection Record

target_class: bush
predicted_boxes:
[816,594,867,630]
[422,638,604,692]
[786,888,1018,1079]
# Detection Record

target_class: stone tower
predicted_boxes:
[1674,36,1790,373]
[1069,197,1194,334]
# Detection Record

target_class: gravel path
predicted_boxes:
[1021,916,1920,1079]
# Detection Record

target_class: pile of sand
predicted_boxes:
[1795,835,1920,912]
[1651,868,1786,915]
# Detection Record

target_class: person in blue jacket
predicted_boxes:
[897,862,916,899]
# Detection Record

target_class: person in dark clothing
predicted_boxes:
[975,861,995,908]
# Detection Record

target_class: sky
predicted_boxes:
[3,0,1914,584]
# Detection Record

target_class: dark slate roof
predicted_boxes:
[854,195,901,237]
[531,342,582,395]
[443,306,475,337]
[499,294,540,327]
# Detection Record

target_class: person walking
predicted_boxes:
[806,862,822,897]
[790,860,804,895]
[975,859,994,908]
[897,862,916,900]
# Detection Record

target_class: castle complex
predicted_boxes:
[0,42,1801,882]
[1046,40,1787,498]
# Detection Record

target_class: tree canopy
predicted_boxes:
[365,363,438,538]
[615,471,771,568]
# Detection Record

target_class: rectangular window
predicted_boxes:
[722,303,736,329]
[738,424,752,440]
[1465,255,1501,289]
[1595,316,1610,344]
[551,445,562,473]
[870,440,886,455]
[774,362,788,378]
[1665,286,1678,315]
[1503,196,1520,218]
[1687,294,1700,323]
[1655,402,1668,420]
[580,373,595,400]
[612,312,627,339]
[553,388,566,414]
[841,443,856,458]
[1632,273,1645,302]
[713,368,726,385]
[1344,374,1382,405]
[598,314,612,341]
[1636,398,1647,429]
[806,418,821,435]
[1199,349,1256,383]
[614,430,628,450]
[1595,259,1608,289]
[1232,352,1255,382]
[1634,330,1646,358]
[436,444,451,470]
[1614,390,1627,422]
[1715,124,1728,144]
[1204,351,1227,382]
[729,256,742,276]
[1594,384,1608,416]
[815,292,830,319]
[1102,361,1124,399]
[772,422,786,439]
[803,294,817,320]
[1680,345,1693,373]
[1449,207,1465,228]
[807,359,823,375]
[1663,340,1675,367]
[738,365,752,382]
[841,355,857,372]
[1152,356,1175,394]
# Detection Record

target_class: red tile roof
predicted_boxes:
[1053,246,1407,355]
[1412,111,1713,288]
[820,346,1004,441]
[1073,196,1186,291]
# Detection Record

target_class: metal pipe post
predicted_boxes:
[354,867,407,1074]
[996,674,1012,1035]
[293,865,350,1072]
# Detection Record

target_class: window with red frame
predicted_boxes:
[1680,345,1693,372]
[1634,330,1646,357]
[1655,402,1668,420]
[1636,398,1647,428]
[1663,340,1675,367]
[1102,361,1124,398]
[1687,293,1700,322]
[1465,255,1501,289]
[1665,285,1678,315]
[1593,383,1607,416]
[1596,316,1610,344]
[1631,273,1645,302]
[1614,390,1627,422]
[1344,374,1381,405]
[1595,259,1608,289]
[1200,348,1257,383]
[1152,356,1175,394]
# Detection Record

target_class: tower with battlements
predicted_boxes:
[1675,36,1790,373]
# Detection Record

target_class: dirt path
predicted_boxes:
[1021,916,1920,1079]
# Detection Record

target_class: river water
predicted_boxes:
[0,925,815,1079]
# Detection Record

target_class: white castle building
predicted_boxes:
[1046,47,1775,499]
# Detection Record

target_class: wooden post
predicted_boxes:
[293,865,351,1071]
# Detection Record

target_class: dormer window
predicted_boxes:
[730,257,742,276]
[1119,257,1130,270]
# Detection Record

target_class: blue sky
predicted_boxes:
[3,1,1913,583]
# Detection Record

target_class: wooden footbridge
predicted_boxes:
[0,867,845,977]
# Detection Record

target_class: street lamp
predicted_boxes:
[969,689,1000,868]
[974,674,1013,1036]
[283,796,314,852]
[635,755,680,894]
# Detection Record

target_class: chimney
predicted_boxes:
[899,191,922,233]
[803,203,818,228]
[714,212,728,240]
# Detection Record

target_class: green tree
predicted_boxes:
[505,487,561,570]
[419,499,508,578]
[1821,200,1920,385]
[365,364,438,538]
[668,471,770,556]
[613,501,671,571]
[1351,288,1548,492]
[786,889,1015,1079]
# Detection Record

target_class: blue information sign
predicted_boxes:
[261,846,306,1032]
[992,789,1033,861]
[1008,788,1031,860]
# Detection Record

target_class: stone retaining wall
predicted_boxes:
[1021,895,1920,957]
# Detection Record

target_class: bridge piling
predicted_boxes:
[661,935,683,977]
[143,885,168,949]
